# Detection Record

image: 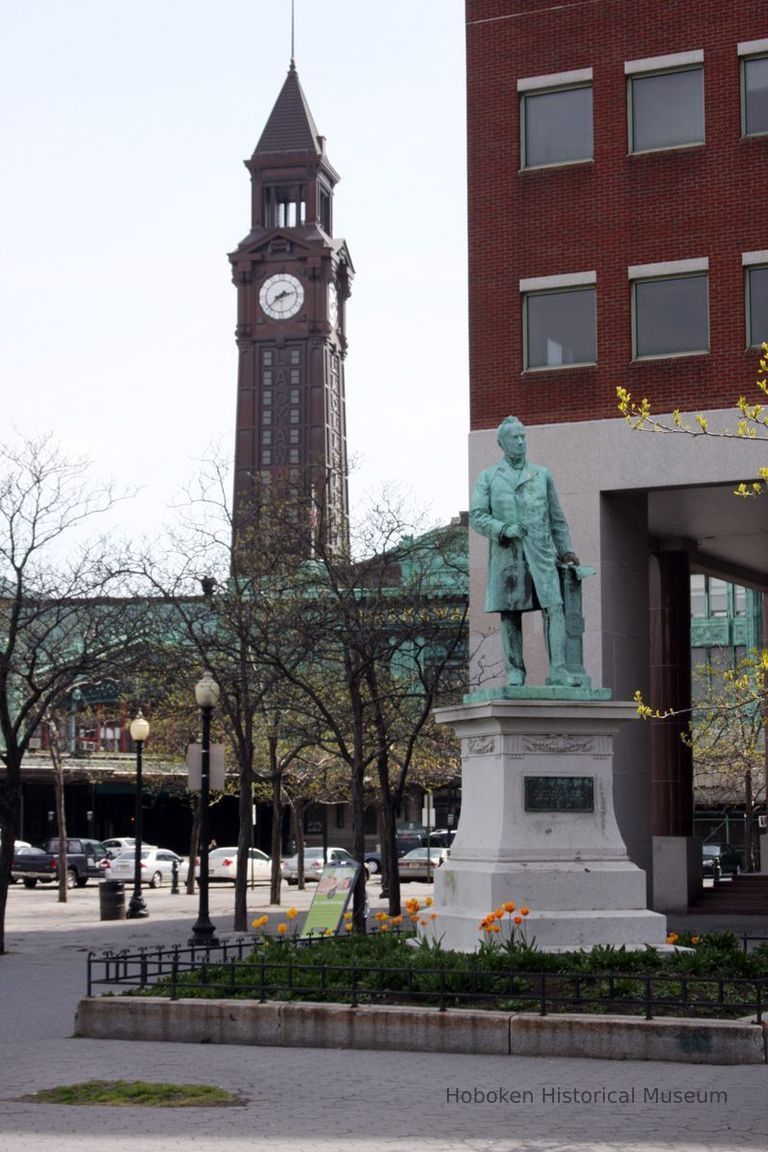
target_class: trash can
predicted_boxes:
[99,879,126,921]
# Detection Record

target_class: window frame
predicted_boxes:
[739,40,768,138]
[625,51,705,155]
[629,259,709,361]
[520,272,597,371]
[743,251,768,348]
[518,68,593,170]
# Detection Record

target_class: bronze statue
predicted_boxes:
[470,416,580,687]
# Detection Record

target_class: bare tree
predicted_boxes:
[0,433,138,954]
[249,490,468,924]
[136,457,318,932]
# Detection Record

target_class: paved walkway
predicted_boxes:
[0,882,767,1152]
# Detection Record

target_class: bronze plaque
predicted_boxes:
[524,775,594,812]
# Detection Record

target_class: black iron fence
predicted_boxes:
[86,939,767,1021]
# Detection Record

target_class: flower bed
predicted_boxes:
[120,909,768,1021]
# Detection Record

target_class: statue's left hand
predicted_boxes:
[561,552,580,565]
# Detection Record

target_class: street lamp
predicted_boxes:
[126,710,150,919]
[190,670,220,947]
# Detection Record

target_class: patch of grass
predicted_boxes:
[24,1080,241,1108]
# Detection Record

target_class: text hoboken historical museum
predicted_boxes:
[446,1086,728,1106]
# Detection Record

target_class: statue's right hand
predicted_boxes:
[501,524,524,541]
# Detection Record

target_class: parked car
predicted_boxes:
[702,843,743,879]
[12,838,110,888]
[198,847,272,885]
[282,847,369,885]
[427,828,458,849]
[398,846,450,882]
[102,837,141,859]
[11,845,57,887]
[107,847,189,888]
[365,831,435,875]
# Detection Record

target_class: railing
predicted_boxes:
[86,939,767,1022]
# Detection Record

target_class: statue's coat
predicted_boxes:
[470,459,574,613]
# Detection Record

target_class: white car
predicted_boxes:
[102,837,142,859]
[107,848,188,888]
[281,847,368,884]
[198,847,272,884]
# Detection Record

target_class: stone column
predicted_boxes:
[649,550,699,910]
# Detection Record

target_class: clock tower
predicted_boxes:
[229,61,353,556]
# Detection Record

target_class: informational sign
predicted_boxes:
[300,863,359,939]
[186,744,226,791]
[524,775,595,813]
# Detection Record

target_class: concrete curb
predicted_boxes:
[74,997,768,1065]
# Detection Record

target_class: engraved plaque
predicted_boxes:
[524,775,594,812]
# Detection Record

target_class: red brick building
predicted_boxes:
[466,0,767,429]
[464,1,767,909]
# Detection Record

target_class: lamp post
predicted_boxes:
[190,670,220,947]
[126,711,150,919]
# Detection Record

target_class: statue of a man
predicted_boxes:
[470,416,579,687]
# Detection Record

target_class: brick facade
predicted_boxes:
[466,0,768,430]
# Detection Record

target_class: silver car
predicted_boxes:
[107,848,188,888]
[281,847,368,885]
[398,847,450,882]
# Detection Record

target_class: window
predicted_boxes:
[319,184,332,233]
[262,183,306,228]
[740,41,768,136]
[690,574,746,619]
[626,52,704,153]
[629,260,708,359]
[690,573,706,618]
[520,273,596,369]
[744,254,768,347]
[520,77,593,168]
[733,585,747,618]
[708,578,728,617]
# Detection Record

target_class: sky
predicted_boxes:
[0,0,468,545]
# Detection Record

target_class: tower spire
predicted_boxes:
[291,0,295,66]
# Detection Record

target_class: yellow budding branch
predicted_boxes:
[617,345,768,495]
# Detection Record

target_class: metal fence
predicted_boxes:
[86,939,767,1021]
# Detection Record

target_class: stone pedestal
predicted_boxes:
[430,697,667,952]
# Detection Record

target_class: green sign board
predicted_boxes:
[300,863,359,939]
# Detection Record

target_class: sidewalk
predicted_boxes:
[1,882,767,1151]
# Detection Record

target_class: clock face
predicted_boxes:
[259,273,304,320]
[328,282,339,327]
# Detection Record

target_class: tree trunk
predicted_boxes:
[186,796,200,895]
[270,774,282,906]
[0,750,22,955]
[350,761,367,932]
[233,760,253,932]
[46,715,69,903]
[294,797,306,891]
[745,767,754,872]
[381,796,402,916]
[0,812,16,956]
